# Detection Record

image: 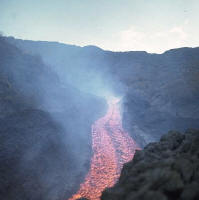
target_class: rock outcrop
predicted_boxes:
[101,129,199,200]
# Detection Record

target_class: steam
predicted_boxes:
[1,36,123,200]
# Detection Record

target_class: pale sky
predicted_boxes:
[0,0,199,53]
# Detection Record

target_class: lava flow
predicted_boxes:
[69,98,139,200]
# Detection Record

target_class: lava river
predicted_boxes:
[69,99,139,200]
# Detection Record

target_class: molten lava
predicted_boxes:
[69,99,139,200]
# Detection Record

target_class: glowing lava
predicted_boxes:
[69,98,139,200]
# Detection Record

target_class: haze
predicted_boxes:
[0,0,199,53]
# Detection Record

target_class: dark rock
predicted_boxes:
[180,182,199,200]
[126,190,168,200]
[173,158,193,182]
[101,130,199,200]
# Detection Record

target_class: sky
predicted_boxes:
[0,0,199,53]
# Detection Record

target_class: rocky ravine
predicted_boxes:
[101,129,199,200]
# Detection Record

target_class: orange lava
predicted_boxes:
[69,99,139,200]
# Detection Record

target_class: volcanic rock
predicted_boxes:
[101,129,199,200]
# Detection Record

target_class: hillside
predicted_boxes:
[0,37,106,200]
[6,37,199,147]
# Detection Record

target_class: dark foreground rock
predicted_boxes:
[101,129,199,200]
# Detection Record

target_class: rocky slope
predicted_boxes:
[121,48,199,147]
[0,36,106,200]
[3,36,199,200]
[6,37,199,147]
[101,129,199,200]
